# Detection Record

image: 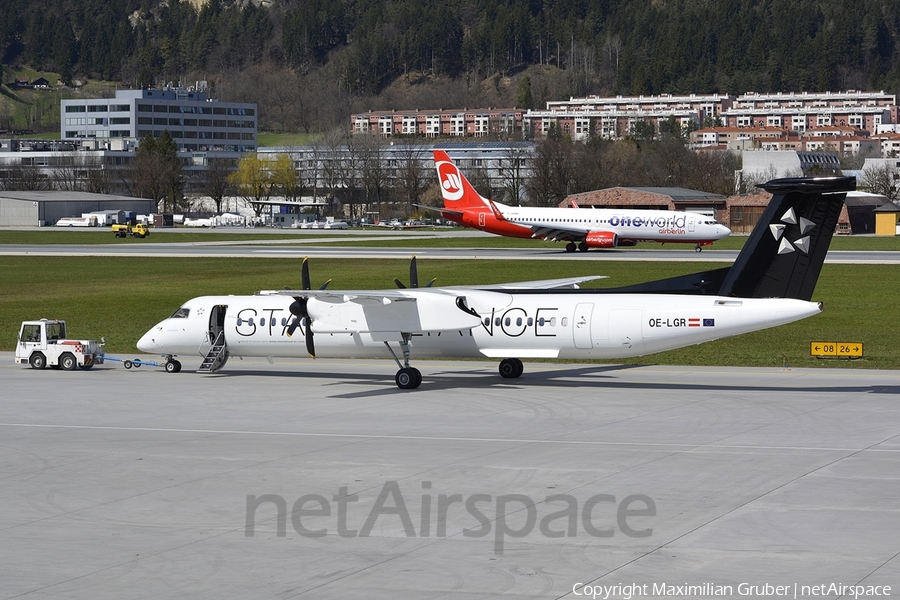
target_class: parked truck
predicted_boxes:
[15,319,104,370]
[111,222,150,238]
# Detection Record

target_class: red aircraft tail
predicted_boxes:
[433,150,492,210]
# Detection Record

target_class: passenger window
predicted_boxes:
[561,317,568,326]
[483,318,490,327]
[236,317,243,326]
[538,317,545,326]
[495,317,501,326]
[527,318,533,326]
[516,317,522,326]
[504,317,511,326]
[550,318,557,326]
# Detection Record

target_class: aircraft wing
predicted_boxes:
[412,203,464,218]
[513,222,587,242]
[487,275,608,289]
[260,288,486,336]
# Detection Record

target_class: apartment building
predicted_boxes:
[351,109,523,138]
[522,93,731,141]
[722,90,898,135]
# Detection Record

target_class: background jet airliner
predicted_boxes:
[138,176,852,389]
[428,150,731,252]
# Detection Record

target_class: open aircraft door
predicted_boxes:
[199,304,228,354]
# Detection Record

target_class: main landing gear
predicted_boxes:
[499,358,523,379]
[385,334,422,389]
[695,244,703,252]
[565,242,590,253]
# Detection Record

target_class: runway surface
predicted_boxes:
[1,241,898,263]
[2,354,898,599]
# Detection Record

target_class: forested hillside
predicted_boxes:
[3,0,900,133]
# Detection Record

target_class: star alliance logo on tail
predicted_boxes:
[769,207,816,255]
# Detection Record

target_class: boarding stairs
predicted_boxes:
[198,331,229,373]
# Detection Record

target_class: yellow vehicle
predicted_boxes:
[112,222,150,238]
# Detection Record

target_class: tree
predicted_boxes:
[133,131,183,213]
[497,145,530,205]
[200,157,234,215]
[861,163,900,201]
[270,153,300,202]
[228,152,273,218]
[393,142,430,214]
[516,75,533,109]
[526,137,573,206]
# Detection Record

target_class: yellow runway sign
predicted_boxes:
[810,341,864,358]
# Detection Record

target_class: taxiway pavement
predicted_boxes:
[1,355,898,598]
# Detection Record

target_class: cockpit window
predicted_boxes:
[170,307,190,319]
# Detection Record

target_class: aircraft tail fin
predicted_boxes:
[433,150,492,210]
[605,176,854,300]
[717,176,854,300]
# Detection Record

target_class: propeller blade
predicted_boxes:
[393,278,406,289]
[286,316,301,337]
[424,278,437,288]
[304,317,315,358]
[301,257,311,291]
[410,255,419,288]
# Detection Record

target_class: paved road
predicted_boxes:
[1,355,898,598]
[1,241,897,263]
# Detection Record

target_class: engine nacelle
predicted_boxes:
[584,230,618,248]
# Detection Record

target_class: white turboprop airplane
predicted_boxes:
[137,176,852,388]
[427,150,731,252]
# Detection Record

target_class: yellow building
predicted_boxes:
[874,203,900,235]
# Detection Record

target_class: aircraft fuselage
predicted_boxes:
[138,290,820,362]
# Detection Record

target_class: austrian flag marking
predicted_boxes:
[688,318,716,327]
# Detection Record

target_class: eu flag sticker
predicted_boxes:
[703,318,715,327]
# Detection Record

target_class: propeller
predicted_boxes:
[394,255,436,289]
[286,257,329,358]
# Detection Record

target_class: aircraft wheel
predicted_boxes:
[499,358,523,379]
[412,367,422,388]
[695,246,702,252]
[578,242,589,252]
[565,242,577,253]
[29,352,47,370]
[165,360,179,373]
[60,353,77,371]
[396,367,421,389]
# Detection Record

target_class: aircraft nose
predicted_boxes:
[137,327,159,352]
